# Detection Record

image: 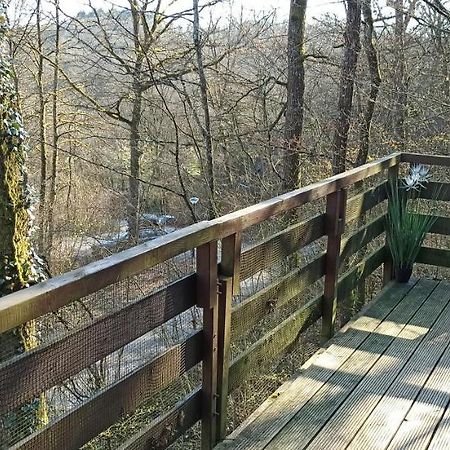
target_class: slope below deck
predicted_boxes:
[216,278,450,450]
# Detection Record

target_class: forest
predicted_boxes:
[1,0,450,449]
[3,0,449,275]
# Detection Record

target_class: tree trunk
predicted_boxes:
[127,1,145,242]
[393,0,407,148]
[0,4,47,442]
[356,0,381,166]
[36,0,47,254]
[128,79,143,241]
[47,0,60,259]
[284,0,307,191]
[332,0,362,175]
[193,0,216,219]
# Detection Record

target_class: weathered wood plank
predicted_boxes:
[228,296,322,392]
[239,213,325,281]
[118,388,202,450]
[418,181,450,201]
[387,328,450,450]
[345,181,387,224]
[217,277,233,442]
[264,279,442,450]
[214,280,419,450]
[231,254,326,339]
[383,164,399,284]
[196,242,219,450]
[428,382,450,450]
[337,246,386,301]
[322,189,347,340]
[14,332,203,450]
[429,215,450,235]
[0,275,196,412]
[339,214,385,265]
[346,281,450,450]
[401,152,450,167]
[220,232,242,294]
[305,280,449,450]
[417,246,450,268]
[0,153,401,334]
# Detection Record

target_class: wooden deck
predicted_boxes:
[216,278,450,450]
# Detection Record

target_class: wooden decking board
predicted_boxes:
[428,389,450,449]
[305,280,450,450]
[346,281,450,450]
[386,333,450,450]
[215,280,419,450]
[215,279,450,450]
[264,279,442,450]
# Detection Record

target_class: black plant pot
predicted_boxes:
[395,266,413,283]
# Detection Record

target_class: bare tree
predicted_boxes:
[356,0,381,166]
[284,0,307,190]
[193,0,216,218]
[332,0,362,174]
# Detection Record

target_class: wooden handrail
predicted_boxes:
[2,151,450,450]
[0,152,401,333]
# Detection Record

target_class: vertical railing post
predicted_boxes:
[197,241,219,450]
[216,276,232,442]
[322,188,347,341]
[383,164,399,285]
[215,232,241,443]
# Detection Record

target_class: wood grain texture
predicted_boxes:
[337,245,386,301]
[322,189,347,340]
[239,213,325,281]
[401,152,450,167]
[14,332,203,450]
[0,275,196,412]
[214,280,420,450]
[232,254,326,339]
[118,388,202,450]
[0,153,401,333]
[339,214,385,265]
[345,181,387,224]
[417,246,450,268]
[228,296,322,392]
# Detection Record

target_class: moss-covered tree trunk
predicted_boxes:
[0,2,47,443]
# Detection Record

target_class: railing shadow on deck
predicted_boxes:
[0,152,449,450]
[215,278,450,450]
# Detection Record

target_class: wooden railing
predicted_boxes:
[0,152,449,450]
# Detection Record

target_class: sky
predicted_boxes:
[47,0,346,22]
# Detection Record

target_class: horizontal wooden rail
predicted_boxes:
[340,215,386,265]
[16,332,203,450]
[345,181,387,223]
[429,215,450,235]
[417,247,450,268]
[401,152,450,167]
[337,246,386,301]
[228,296,322,392]
[0,275,196,412]
[118,388,202,450]
[232,254,326,338]
[240,213,325,280]
[0,152,401,334]
[418,181,450,201]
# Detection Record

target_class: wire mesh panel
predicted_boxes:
[2,153,449,450]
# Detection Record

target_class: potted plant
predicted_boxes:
[385,164,438,283]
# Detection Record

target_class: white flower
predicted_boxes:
[402,173,423,191]
[410,164,430,182]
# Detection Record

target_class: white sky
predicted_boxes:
[52,0,346,21]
